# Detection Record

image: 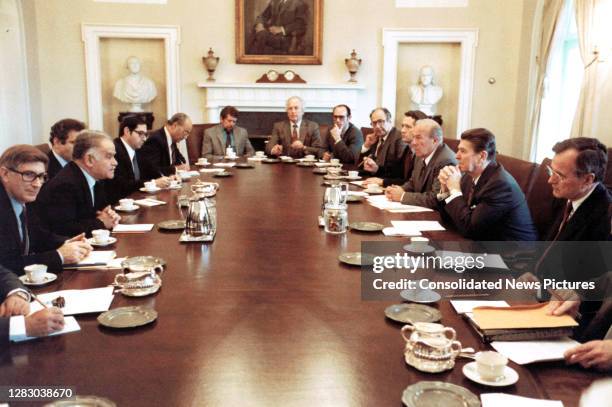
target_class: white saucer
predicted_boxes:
[462,362,519,387]
[195,162,210,166]
[400,288,441,303]
[403,243,436,254]
[114,205,139,212]
[344,176,362,180]
[87,236,118,247]
[19,272,57,286]
[140,187,161,193]
[224,156,238,160]
[167,185,182,190]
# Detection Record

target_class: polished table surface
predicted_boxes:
[0,160,605,406]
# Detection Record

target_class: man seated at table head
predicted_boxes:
[201,106,254,159]
[359,107,407,180]
[34,130,121,237]
[437,128,537,240]
[139,113,192,179]
[384,118,456,209]
[265,96,322,159]
[0,145,92,274]
[320,104,363,164]
[0,264,65,344]
[364,110,428,188]
[105,114,171,204]
[47,118,86,180]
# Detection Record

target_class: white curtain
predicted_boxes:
[571,0,612,137]
[526,0,565,160]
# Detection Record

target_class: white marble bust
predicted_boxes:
[113,56,157,112]
[409,65,443,116]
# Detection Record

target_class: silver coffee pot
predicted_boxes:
[185,192,217,240]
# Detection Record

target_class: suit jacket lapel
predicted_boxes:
[116,139,134,179]
[72,163,94,209]
[472,162,498,201]
[215,126,225,152]
[299,122,307,143]
[159,131,171,167]
[558,183,604,240]
[0,184,22,247]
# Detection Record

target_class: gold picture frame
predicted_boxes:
[236,0,323,65]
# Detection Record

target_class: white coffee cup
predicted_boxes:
[305,154,315,161]
[92,229,110,244]
[144,181,156,191]
[197,157,208,165]
[348,171,359,178]
[119,198,135,209]
[170,179,181,188]
[410,236,430,252]
[256,151,265,157]
[475,351,508,381]
[24,264,47,283]
[327,167,341,175]
[330,158,340,166]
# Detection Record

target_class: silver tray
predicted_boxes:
[349,221,384,232]
[121,256,166,273]
[157,219,185,230]
[179,231,215,242]
[97,306,158,329]
[402,381,480,407]
[384,303,442,324]
[44,395,116,407]
[338,252,374,266]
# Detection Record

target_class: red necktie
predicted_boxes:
[291,124,298,143]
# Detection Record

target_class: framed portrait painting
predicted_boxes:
[236,0,323,65]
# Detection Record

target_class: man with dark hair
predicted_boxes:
[201,106,254,158]
[437,128,537,240]
[365,110,427,187]
[104,115,171,203]
[47,118,86,179]
[0,145,92,273]
[139,113,192,179]
[249,0,308,55]
[385,118,456,208]
[35,131,121,237]
[359,107,407,181]
[266,96,322,159]
[320,104,363,164]
[0,264,65,344]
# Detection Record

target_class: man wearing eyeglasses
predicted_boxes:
[0,145,93,274]
[34,131,121,237]
[320,104,363,164]
[47,118,85,180]
[104,115,172,203]
[358,107,406,180]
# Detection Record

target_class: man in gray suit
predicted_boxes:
[265,96,322,159]
[385,119,456,209]
[201,106,254,158]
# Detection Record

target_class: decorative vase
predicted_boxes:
[344,49,362,83]
[202,48,219,82]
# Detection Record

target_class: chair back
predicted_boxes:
[186,123,217,163]
[496,153,537,194]
[443,137,459,152]
[526,158,557,238]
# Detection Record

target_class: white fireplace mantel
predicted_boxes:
[197,82,365,122]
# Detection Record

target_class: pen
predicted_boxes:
[30,292,48,309]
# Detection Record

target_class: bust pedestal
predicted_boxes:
[117,112,155,135]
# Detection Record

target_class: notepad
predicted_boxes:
[451,300,510,314]
[113,224,154,233]
[472,302,578,330]
[391,220,445,231]
[490,337,580,365]
[481,393,563,407]
[67,250,116,267]
[12,317,81,342]
[134,198,165,207]
[29,287,115,316]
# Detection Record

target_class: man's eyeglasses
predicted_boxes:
[133,130,148,138]
[8,168,48,183]
[371,119,387,127]
[546,165,568,181]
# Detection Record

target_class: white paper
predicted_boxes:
[491,337,580,365]
[134,198,165,207]
[213,162,236,168]
[436,250,509,270]
[12,316,81,342]
[183,170,199,177]
[29,287,115,316]
[386,205,434,213]
[314,162,333,168]
[347,191,369,197]
[77,250,116,265]
[391,220,445,231]
[350,180,365,188]
[450,300,510,314]
[481,393,563,407]
[113,224,154,233]
[199,168,225,173]
[382,227,422,237]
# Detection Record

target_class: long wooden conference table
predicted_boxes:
[0,160,605,406]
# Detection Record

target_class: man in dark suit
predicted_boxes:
[437,128,537,241]
[0,145,92,273]
[385,119,456,209]
[47,118,85,180]
[1,264,65,344]
[320,104,363,164]
[249,0,308,54]
[139,113,192,179]
[266,96,322,159]
[35,131,121,237]
[201,106,254,158]
[359,107,407,181]
[365,110,428,188]
[104,115,171,204]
